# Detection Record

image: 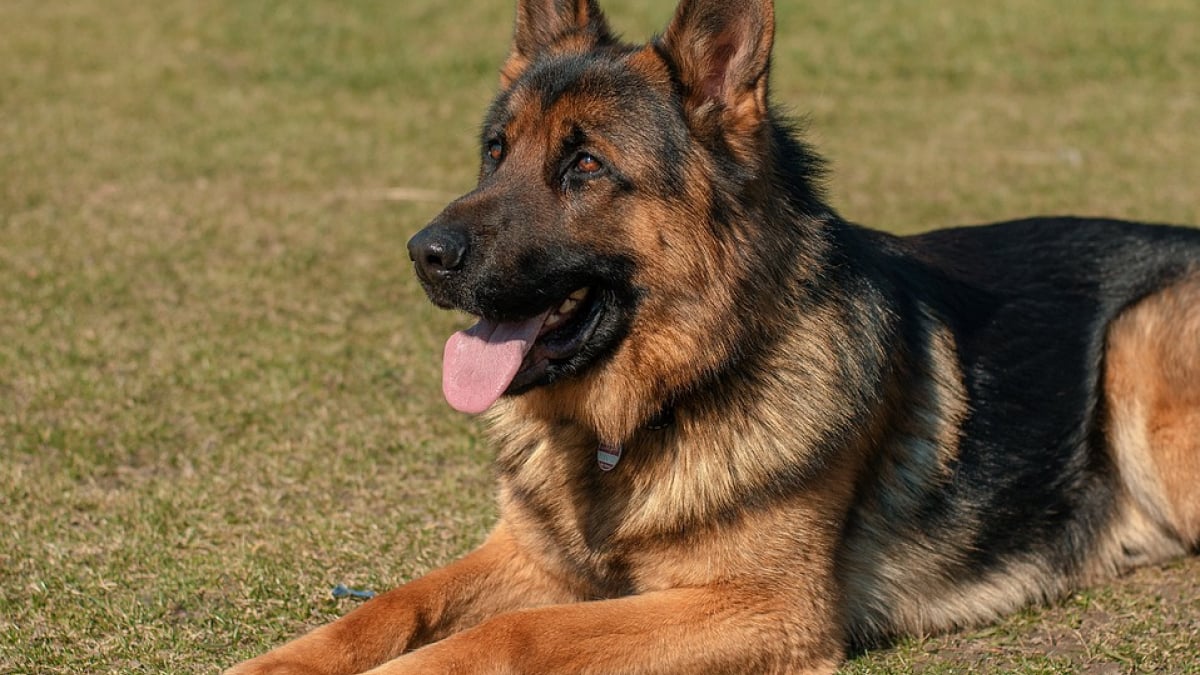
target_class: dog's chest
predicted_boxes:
[496,451,651,596]
[493,428,722,597]
[493,423,829,601]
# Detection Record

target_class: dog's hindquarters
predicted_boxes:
[1104,273,1200,551]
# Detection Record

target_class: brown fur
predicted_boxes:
[1105,275,1200,546]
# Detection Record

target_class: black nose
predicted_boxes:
[408,223,469,281]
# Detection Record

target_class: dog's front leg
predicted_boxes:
[226,524,575,675]
[361,586,843,675]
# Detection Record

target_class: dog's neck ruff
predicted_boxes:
[596,405,675,471]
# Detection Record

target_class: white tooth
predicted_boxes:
[558,298,578,314]
[569,287,588,301]
[545,314,562,328]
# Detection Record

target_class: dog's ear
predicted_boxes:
[659,0,774,146]
[502,0,613,86]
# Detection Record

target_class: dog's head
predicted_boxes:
[409,0,826,442]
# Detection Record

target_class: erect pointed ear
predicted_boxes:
[501,0,614,87]
[659,0,774,140]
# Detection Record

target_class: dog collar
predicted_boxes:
[597,406,674,471]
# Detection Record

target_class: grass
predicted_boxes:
[1,0,1197,673]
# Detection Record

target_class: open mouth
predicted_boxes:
[530,287,602,358]
[441,286,608,413]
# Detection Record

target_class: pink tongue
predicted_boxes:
[442,311,551,414]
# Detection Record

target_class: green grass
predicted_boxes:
[1,1,1197,673]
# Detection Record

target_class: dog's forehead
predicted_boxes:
[489,49,670,139]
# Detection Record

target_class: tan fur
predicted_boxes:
[1105,274,1200,546]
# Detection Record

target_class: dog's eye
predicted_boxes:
[575,154,602,174]
[486,141,504,162]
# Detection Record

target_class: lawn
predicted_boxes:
[1,1,1197,673]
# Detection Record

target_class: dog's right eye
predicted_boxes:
[486,141,504,162]
[575,154,602,174]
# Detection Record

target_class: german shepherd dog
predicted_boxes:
[229,0,1200,672]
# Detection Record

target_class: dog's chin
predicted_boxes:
[505,286,629,395]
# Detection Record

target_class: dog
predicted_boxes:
[228,0,1200,672]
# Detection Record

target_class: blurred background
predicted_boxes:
[1,1,1196,672]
